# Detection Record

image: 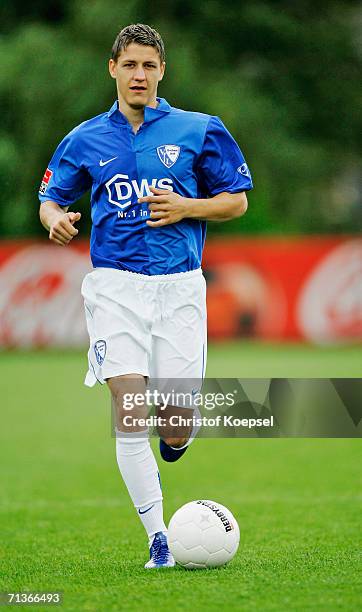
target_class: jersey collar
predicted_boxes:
[107,97,171,126]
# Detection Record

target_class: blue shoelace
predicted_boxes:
[150,534,169,564]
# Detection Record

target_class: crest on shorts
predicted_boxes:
[94,340,107,365]
[157,145,180,168]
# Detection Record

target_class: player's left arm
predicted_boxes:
[140,115,252,227]
[140,188,247,227]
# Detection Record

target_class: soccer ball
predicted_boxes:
[168,500,240,569]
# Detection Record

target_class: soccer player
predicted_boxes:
[39,23,252,568]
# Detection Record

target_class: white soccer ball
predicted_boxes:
[168,500,240,569]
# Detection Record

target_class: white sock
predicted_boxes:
[115,430,167,541]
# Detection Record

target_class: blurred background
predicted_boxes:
[0,0,361,355]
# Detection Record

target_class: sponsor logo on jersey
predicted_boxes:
[105,174,173,209]
[157,145,180,168]
[94,339,107,365]
[237,163,251,178]
[39,168,53,194]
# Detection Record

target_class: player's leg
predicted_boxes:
[156,403,199,463]
[151,269,207,460]
[81,269,174,567]
[108,373,173,567]
[156,404,193,449]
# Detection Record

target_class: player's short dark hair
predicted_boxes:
[111,23,165,63]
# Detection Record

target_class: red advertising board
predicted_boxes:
[0,237,360,346]
[203,237,362,342]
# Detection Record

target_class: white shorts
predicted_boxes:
[81,267,207,388]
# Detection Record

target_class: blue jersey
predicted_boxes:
[39,98,253,275]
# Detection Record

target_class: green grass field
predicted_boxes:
[1,343,361,611]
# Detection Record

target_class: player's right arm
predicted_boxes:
[38,125,91,245]
[39,201,81,246]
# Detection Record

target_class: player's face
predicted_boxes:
[109,44,165,110]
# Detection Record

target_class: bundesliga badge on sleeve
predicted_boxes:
[39,168,53,194]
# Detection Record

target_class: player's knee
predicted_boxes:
[163,436,188,448]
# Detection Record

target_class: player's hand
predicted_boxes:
[138,187,188,227]
[49,211,81,246]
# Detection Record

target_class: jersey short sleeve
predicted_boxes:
[196,116,253,196]
[38,126,91,206]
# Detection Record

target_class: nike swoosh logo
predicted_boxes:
[138,504,155,515]
[99,156,118,166]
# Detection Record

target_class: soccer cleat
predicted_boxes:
[159,438,189,462]
[144,532,175,569]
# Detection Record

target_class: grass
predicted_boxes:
[206,340,362,377]
[0,343,361,611]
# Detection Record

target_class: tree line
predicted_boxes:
[0,0,361,237]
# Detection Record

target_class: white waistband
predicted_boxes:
[93,267,202,282]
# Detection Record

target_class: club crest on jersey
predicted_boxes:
[94,340,107,366]
[157,145,180,168]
